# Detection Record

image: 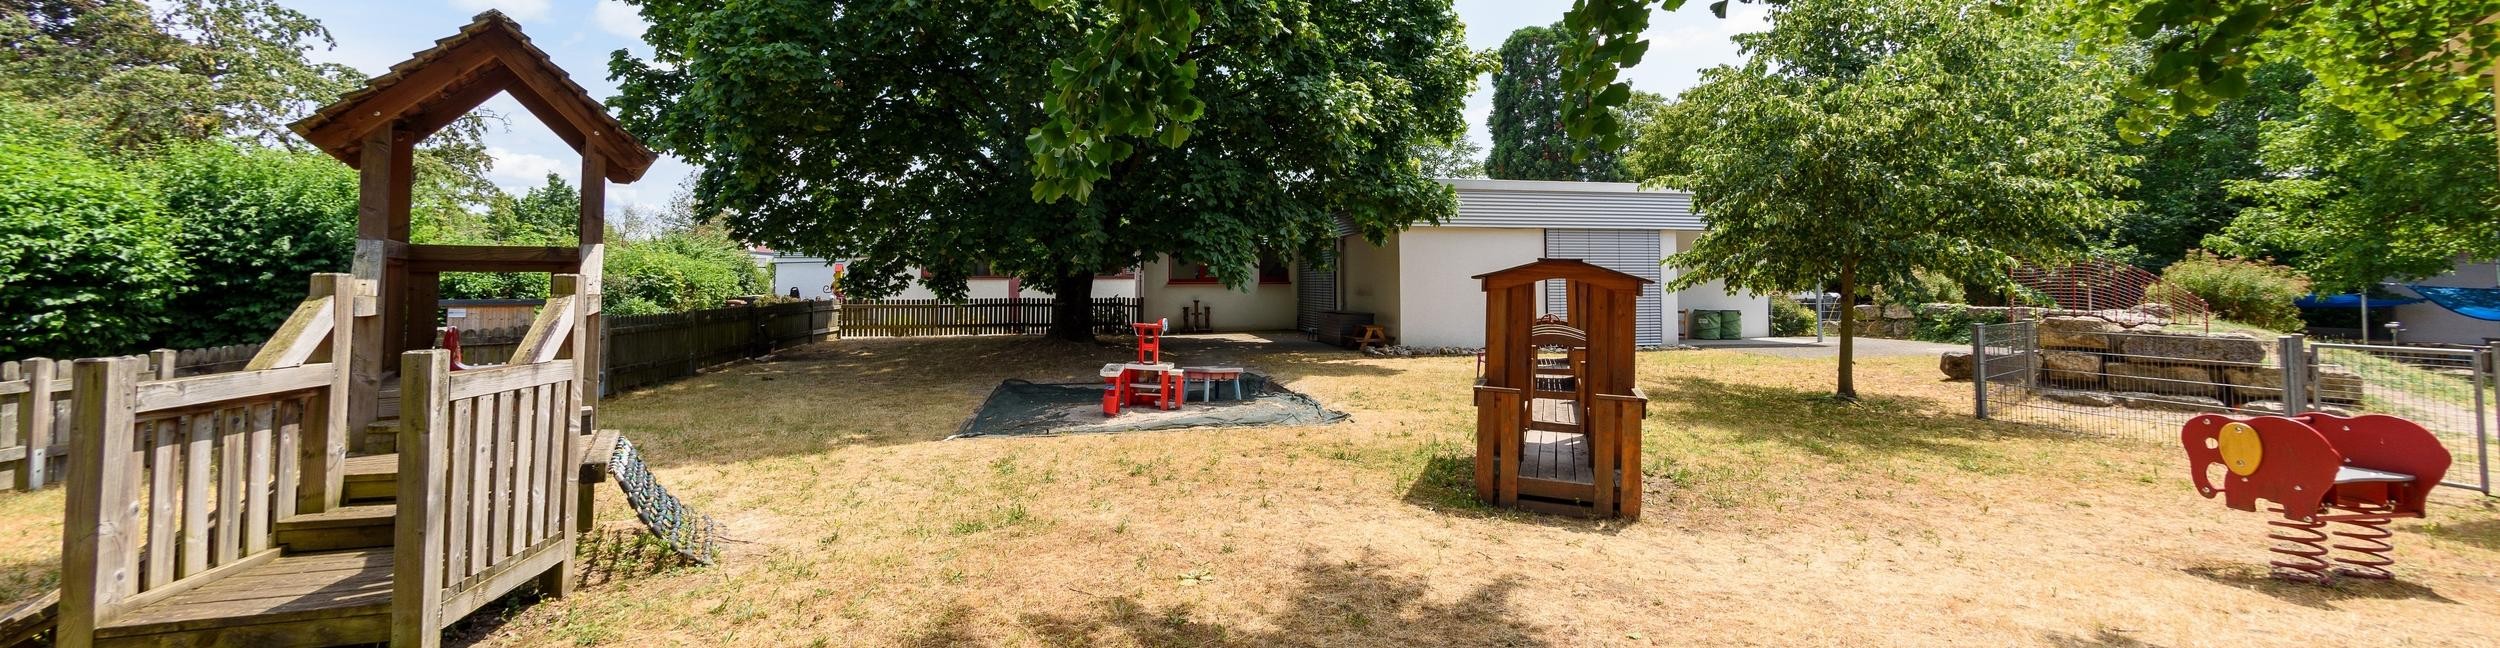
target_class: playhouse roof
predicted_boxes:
[288,10,657,184]
[1472,258,1654,292]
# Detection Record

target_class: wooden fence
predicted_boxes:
[837,297,1140,338]
[602,300,841,393]
[2,351,182,492]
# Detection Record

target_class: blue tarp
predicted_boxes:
[2405,285,2500,322]
[2296,293,2425,309]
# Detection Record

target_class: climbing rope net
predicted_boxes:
[610,436,722,565]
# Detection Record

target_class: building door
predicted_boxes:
[1544,229,1664,346]
[1296,246,1340,334]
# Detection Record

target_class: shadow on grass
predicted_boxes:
[575,526,706,588]
[1647,375,2107,462]
[2418,511,2500,552]
[611,333,1401,470]
[2179,565,2460,610]
[1390,437,1634,535]
[2041,628,2169,647]
[1016,549,1544,647]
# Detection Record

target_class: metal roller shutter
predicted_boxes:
[1296,252,1339,334]
[1543,229,1664,346]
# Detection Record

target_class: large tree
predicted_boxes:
[2209,89,2500,293]
[2102,62,2311,269]
[1646,0,2133,399]
[1487,23,1626,181]
[610,0,1489,340]
[0,0,360,150]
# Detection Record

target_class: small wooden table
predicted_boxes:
[1354,325,1392,351]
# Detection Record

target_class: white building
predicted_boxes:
[1138,179,1770,347]
[769,255,1139,301]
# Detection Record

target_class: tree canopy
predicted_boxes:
[1644,0,2133,398]
[0,0,361,150]
[611,0,1490,339]
[2056,0,2500,142]
[1487,23,1628,181]
[2100,62,2310,269]
[2209,89,2500,293]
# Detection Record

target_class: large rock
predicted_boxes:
[1852,304,1881,321]
[2105,361,2219,397]
[2039,317,2120,350]
[2223,366,2286,400]
[1940,350,2035,381]
[2118,331,2267,364]
[2315,365,2364,405]
[1883,303,1914,319]
[2115,392,2230,412]
[2040,350,2103,386]
[2043,389,2119,407]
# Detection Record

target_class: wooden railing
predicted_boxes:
[55,274,354,640]
[394,274,587,646]
[2,353,182,492]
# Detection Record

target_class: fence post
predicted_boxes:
[2481,342,2496,495]
[392,350,449,648]
[2278,335,2307,416]
[61,356,140,643]
[15,358,55,491]
[1972,323,1989,420]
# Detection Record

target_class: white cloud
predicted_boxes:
[594,1,647,40]
[452,0,552,23]
[486,146,571,192]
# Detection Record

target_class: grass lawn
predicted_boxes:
[7,333,2500,646]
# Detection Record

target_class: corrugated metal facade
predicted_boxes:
[1443,179,1702,231]
[1296,255,1338,334]
[1544,229,1665,346]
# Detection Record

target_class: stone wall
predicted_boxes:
[1939,321,2364,409]
[1846,302,2169,340]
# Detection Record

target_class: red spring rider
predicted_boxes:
[2181,413,2450,583]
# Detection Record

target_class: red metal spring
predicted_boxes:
[2266,509,2334,584]
[2330,511,2398,580]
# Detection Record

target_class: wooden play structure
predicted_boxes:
[2182,412,2452,583]
[1473,259,1649,518]
[2,11,653,647]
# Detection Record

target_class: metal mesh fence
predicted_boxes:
[1973,321,2492,494]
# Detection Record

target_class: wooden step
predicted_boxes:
[342,454,397,504]
[95,548,391,647]
[275,505,396,552]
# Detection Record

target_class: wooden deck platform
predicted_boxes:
[95,548,391,646]
[343,453,397,502]
[1522,398,1594,485]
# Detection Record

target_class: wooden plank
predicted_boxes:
[445,360,574,401]
[132,364,329,414]
[145,420,177,592]
[243,295,337,371]
[244,404,275,554]
[1602,390,1647,519]
[446,395,472,583]
[516,386,540,548]
[107,547,280,621]
[18,358,54,491]
[307,272,356,514]
[403,244,582,273]
[437,537,569,625]
[0,588,58,647]
[180,415,211,579]
[495,390,518,561]
[511,295,579,365]
[93,547,387,638]
[394,350,450,648]
[216,408,244,568]
[61,357,140,646]
[469,396,493,577]
[274,401,300,523]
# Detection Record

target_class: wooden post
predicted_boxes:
[60,356,140,647]
[393,350,449,648]
[304,273,355,513]
[579,151,606,426]
[148,350,176,380]
[15,358,53,491]
[405,271,442,361]
[352,123,411,432]
[543,274,585,597]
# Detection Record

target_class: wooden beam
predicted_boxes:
[306,273,355,514]
[300,42,504,158]
[132,365,330,414]
[60,357,140,646]
[406,64,517,141]
[245,295,337,371]
[393,350,450,648]
[404,245,582,274]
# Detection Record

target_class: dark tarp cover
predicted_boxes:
[954,374,1347,438]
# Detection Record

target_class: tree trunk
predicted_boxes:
[1047,271,1096,342]
[1834,261,1860,401]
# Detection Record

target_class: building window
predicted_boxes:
[1168,256,1293,285]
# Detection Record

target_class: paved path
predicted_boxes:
[1686,336,1962,359]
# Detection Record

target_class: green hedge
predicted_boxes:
[0,103,186,357]
[146,141,358,348]
[2161,251,2308,332]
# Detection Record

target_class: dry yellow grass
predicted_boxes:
[4,333,2497,646]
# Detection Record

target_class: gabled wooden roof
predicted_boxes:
[1473,258,1654,292]
[288,10,657,184]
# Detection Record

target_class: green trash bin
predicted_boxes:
[1715,309,1742,339]
[1693,310,1725,340]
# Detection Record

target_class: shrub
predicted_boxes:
[604,229,768,314]
[1911,304,2008,345]
[145,141,358,348]
[0,104,186,357]
[2161,251,2308,331]
[1771,298,1817,336]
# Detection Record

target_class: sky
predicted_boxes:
[283,1,1768,216]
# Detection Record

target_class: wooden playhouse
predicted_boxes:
[1473,259,1650,519]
